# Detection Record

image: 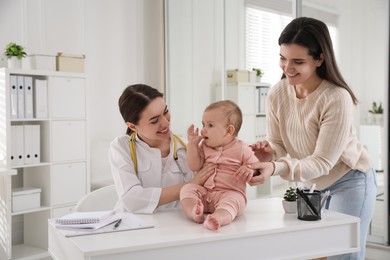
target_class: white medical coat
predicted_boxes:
[109,133,193,214]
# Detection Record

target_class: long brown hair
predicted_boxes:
[278,17,358,105]
[118,84,163,135]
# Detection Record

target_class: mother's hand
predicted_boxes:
[190,163,215,185]
[247,161,275,186]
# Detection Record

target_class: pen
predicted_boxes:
[309,183,316,193]
[113,218,122,229]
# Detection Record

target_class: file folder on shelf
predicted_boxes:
[32,124,40,163]
[33,79,48,118]
[259,87,268,114]
[10,125,17,166]
[24,76,34,119]
[10,75,18,119]
[24,125,33,165]
[17,76,25,119]
[255,116,266,140]
[15,125,24,166]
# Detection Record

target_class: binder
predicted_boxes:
[10,125,17,166]
[33,79,48,118]
[32,125,40,163]
[10,75,18,119]
[23,125,33,165]
[24,76,34,118]
[17,76,25,118]
[255,116,266,140]
[259,87,269,114]
[255,87,261,114]
[15,125,24,166]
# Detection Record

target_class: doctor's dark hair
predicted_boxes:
[278,17,358,105]
[119,84,163,135]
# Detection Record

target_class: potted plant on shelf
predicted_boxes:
[282,187,298,213]
[4,42,27,69]
[368,101,383,125]
[252,68,263,83]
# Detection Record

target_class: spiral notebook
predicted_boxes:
[55,210,115,225]
[52,212,154,237]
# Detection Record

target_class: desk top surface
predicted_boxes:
[51,197,359,256]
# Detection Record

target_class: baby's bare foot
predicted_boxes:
[192,199,205,223]
[203,214,220,231]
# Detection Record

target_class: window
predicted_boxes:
[246,7,292,85]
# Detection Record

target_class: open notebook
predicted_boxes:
[52,212,154,237]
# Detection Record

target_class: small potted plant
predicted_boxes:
[368,101,383,125]
[282,187,297,213]
[252,68,263,83]
[4,42,27,69]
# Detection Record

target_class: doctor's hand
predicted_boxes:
[247,161,275,186]
[187,124,203,145]
[190,163,215,186]
[250,141,274,162]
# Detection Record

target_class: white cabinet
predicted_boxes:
[0,68,89,260]
[51,163,86,206]
[51,121,86,162]
[50,76,86,118]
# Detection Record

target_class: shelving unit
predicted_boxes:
[0,68,89,260]
[223,82,270,145]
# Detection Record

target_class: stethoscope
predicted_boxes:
[129,132,187,176]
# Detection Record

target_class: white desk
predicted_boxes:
[48,197,360,260]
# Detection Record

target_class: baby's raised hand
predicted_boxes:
[187,124,203,145]
[249,140,274,162]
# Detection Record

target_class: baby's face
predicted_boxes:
[201,109,232,148]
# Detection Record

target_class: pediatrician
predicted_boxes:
[109,84,215,214]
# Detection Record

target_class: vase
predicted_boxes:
[256,76,262,83]
[372,114,383,125]
[7,56,22,69]
[282,200,297,213]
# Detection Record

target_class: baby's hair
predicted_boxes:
[205,100,243,135]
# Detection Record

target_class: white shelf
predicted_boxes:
[12,244,49,260]
[0,67,90,259]
[11,206,51,216]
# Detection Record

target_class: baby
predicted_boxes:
[180,100,259,230]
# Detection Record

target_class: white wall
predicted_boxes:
[337,0,389,124]
[166,0,246,137]
[0,0,164,185]
[0,0,388,184]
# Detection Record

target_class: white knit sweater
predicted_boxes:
[268,79,371,190]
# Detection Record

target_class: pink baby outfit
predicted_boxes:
[180,139,258,219]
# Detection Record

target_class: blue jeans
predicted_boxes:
[324,168,377,260]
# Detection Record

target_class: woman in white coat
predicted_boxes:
[109,84,215,214]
